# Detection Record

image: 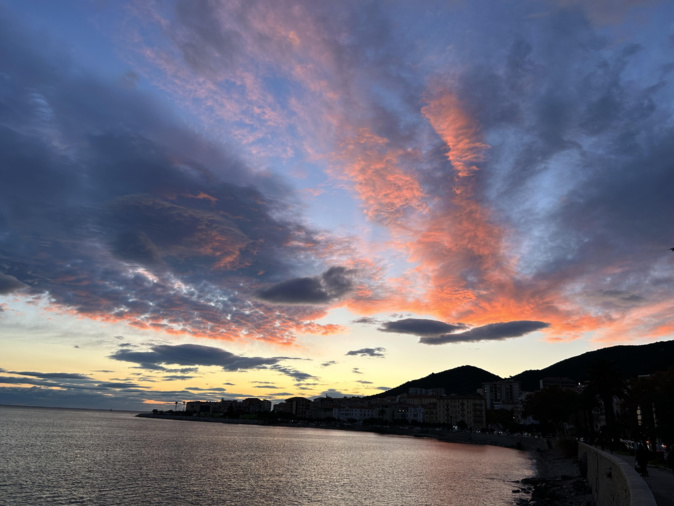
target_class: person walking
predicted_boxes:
[666,443,674,479]
[635,442,649,477]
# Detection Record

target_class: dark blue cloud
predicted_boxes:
[0,6,339,343]
[269,365,316,382]
[255,266,355,305]
[419,321,550,345]
[345,347,386,358]
[10,371,91,380]
[379,318,467,336]
[110,344,283,371]
[109,343,316,382]
[0,273,27,294]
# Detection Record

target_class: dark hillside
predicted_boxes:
[372,365,501,398]
[370,340,674,398]
[513,340,674,391]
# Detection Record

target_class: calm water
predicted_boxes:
[0,406,534,505]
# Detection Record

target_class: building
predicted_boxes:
[286,397,312,418]
[436,396,486,429]
[241,398,272,413]
[482,380,521,410]
[332,405,376,422]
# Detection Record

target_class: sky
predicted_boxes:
[1,0,674,411]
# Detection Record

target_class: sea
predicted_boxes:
[0,405,535,505]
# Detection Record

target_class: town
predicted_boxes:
[160,379,552,431]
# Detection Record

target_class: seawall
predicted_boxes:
[578,442,656,506]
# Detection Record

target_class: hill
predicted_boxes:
[373,340,674,397]
[512,339,674,391]
[371,365,501,398]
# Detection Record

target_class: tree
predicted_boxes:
[587,359,626,446]
[621,366,674,445]
[587,359,625,427]
[524,386,579,435]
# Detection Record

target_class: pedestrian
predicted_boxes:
[666,443,674,479]
[635,442,649,477]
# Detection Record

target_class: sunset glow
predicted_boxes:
[1,0,673,410]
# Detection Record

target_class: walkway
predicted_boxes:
[616,454,674,506]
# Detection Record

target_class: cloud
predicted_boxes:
[2,0,674,383]
[0,273,27,294]
[110,344,285,371]
[356,380,373,384]
[0,9,353,345]
[317,389,351,398]
[555,0,663,25]
[10,371,91,380]
[269,364,316,382]
[0,381,223,411]
[352,317,380,325]
[162,375,196,381]
[97,382,141,390]
[255,266,355,305]
[187,386,231,391]
[345,347,386,358]
[321,361,337,367]
[419,321,551,345]
[352,368,363,374]
[379,319,467,336]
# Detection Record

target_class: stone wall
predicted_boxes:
[578,442,656,506]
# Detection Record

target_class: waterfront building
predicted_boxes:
[482,380,521,411]
[332,405,376,422]
[241,398,272,413]
[436,396,486,429]
[285,397,312,418]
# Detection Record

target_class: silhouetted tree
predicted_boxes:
[577,386,599,439]
[524,386,578,435]
[587,359,625,446]
[587,360,625,423]
[621,366,674,445]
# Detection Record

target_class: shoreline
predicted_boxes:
[136,412,595,504]
[135,411,548,450]
[517,446,594,505]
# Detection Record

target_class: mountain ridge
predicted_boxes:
[372,340,674,397]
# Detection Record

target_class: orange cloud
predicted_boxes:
[332,128,427,224]
[337,89,612,340]
[422,93,490,178]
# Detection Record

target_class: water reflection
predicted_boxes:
[0,406,534,505]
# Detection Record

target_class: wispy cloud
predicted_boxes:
[1,0,674,415]
[345,347,386,358]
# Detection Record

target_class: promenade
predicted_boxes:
[615,454,674,506]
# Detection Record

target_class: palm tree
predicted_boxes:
[587,359,625,446]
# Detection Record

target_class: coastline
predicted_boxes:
[517,446,594,505]
[136,412,593,504]
[135,412,548,449]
